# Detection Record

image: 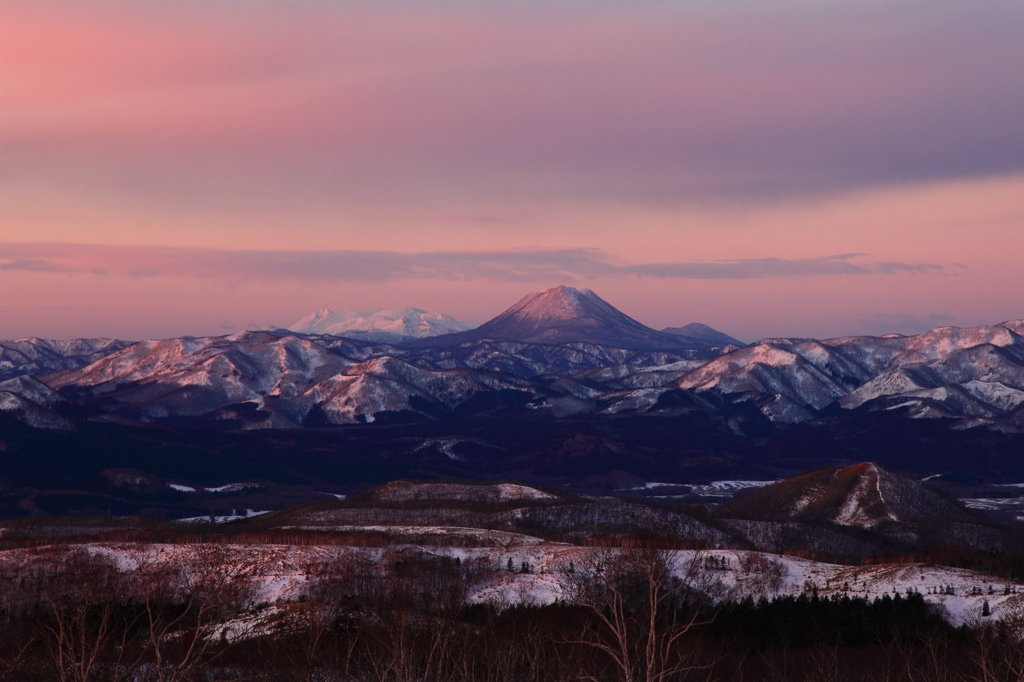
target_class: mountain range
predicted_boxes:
[3,285,1024,436]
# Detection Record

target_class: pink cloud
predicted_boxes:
[0,243,945,282]
[2,1,1021,199]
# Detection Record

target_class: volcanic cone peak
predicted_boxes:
[719,462,963,529]
[498,285,636,329]
[414,285,710,349]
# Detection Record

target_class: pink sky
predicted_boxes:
[2,1,1023,341]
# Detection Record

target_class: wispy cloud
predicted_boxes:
[0,258,69,273]
[0,243,947,283]
[621,254,944,279]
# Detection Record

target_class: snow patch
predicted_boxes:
[205,483,260,493]
[176,509,270,524]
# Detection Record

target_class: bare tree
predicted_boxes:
[968,601,1024,682]
[362,549,473,682]
[560,547,717,682]
[128,544,256,682]
[36,549,139,682]
[278,554,369,682]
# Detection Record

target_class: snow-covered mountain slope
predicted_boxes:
[289,307,477,342]
[411,286,711,350]
[675,324,1024,425]
[302,357,534,426]
[45,332,352,403]
[42,332,537,428]
[662,322,744,347]
[1000,319,1024,336]
[719,463,964,529]
[0,375,74,430]
[0,337,132,381]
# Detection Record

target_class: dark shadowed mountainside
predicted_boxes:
[719,463,964,528]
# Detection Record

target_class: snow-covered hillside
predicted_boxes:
[0,542,1014,628]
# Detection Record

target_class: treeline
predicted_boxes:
[782,546,1024,583]
[710,592,946,648]
[4,546,1024,680]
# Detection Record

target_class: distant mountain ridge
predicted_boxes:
[662,323,744,347]
[288,307,478,342]
[0,338,133,382]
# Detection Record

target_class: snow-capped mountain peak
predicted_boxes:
[287,306,477,341]
[503,285,603,322]
[290,308,359,334]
